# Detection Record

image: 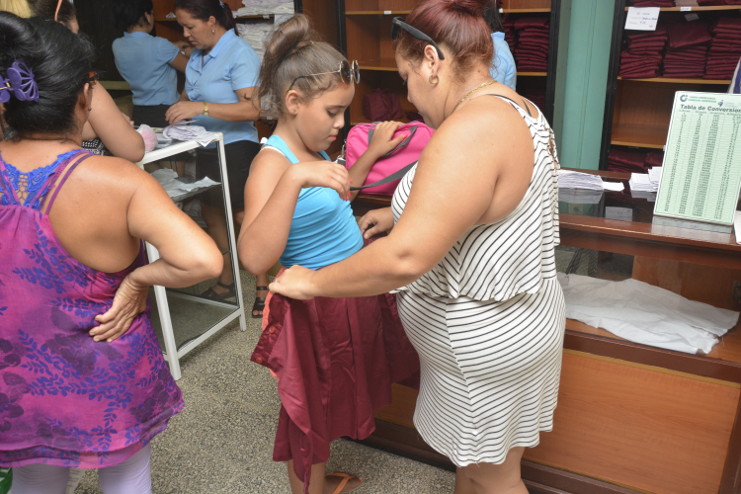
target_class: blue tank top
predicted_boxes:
[264,135,363,269]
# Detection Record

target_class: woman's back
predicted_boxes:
[0,141,161,272]
[0,145,184,468]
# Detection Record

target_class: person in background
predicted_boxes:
[166,0,269,315]
[7,0,146,162]
[729,55,740,94]
[112,0,189,128]
[0,12,222,493]
[485,0,516,90]
[269,0,565,492]
[238,13,419,494]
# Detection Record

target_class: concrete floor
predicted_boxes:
[73,272,456,494]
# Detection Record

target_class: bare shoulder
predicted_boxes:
[72,155,155,193]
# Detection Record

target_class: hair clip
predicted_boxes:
[7,61,39,102]
[0,78,11,104]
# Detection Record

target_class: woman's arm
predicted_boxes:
[238,150,352,275]
[270,99,534,299]
[91,168,223,341]
[165,86,260,124]
[86,83,145,162]
[348,120,406,200]
[169,52,189,73]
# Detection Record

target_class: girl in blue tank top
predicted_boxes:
[236,13,419,494]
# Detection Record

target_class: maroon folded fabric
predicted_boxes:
[667,19,712,49]
[513,16,549,29]
[645,151,664,168]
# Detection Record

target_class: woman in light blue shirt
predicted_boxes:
[166,0,268,312]
[112,0,188,128]
[485,1,517,91]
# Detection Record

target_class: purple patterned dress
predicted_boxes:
[0,149,184,468]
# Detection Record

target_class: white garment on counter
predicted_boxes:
[558,273,740,354]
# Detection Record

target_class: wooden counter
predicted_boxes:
[352,173,741,494]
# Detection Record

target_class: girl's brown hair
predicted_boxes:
[258,14,349,114]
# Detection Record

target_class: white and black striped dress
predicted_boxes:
[390,95,566,466]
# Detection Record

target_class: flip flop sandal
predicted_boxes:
[202,281,236,301]
[252,285,269,318]
[326,472,363,494]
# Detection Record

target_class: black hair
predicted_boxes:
[111,0,154,32]
[258,14,348,114]
[0,11,94,135]
[173,0,236,32]
[484,0,504,32]
[27,0,76,26]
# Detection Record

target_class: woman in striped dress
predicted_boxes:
[270,0,565,492]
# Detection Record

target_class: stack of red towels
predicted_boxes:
[507,16,550,72]
[619,25,668,78]
[705,17,741,79]
[607,147,664,173]
[663,18,712,78]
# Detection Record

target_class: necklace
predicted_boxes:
[455,79,497,110]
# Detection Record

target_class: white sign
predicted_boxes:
[625,7,660,31]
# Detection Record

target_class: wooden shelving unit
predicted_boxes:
[600,2,739,169]
[337,0,560,125]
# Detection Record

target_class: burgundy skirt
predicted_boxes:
[251,291,419,491]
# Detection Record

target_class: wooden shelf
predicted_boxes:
[610,123,666,149]
[625,5,741,12]
[345,10,411,14]
[618,77,732,85]
[518,71,548,77]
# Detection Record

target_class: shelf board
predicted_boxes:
[518,71,547,77]
[618,77,732,85]
[345,10,411,15]
[625,5,741,11]
[345,7,550,15]
[611,123,667,149]
[504,8,551,13]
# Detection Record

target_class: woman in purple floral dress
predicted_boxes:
[0,13,222,494]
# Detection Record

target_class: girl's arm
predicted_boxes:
[347,120,407,200]
[86,83,145,162]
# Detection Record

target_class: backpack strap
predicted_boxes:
[350,161,416,191]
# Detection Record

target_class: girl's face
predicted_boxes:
[175,9,216,52]
[294,83,355,152]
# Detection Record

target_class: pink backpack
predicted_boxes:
[344,120,434,196]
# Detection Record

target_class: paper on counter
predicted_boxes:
[558,170,626,192]
[735,211,741,244]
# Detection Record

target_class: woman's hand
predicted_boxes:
[166,101,203,124]
[358,207,394,239]
[289,161,351,200]
[269,265,317,300]
[91,275,148,342]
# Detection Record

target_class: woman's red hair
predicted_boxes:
[395,0,492,80]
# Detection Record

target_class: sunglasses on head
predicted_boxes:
[391,17,445,60]
[287,60,360,93]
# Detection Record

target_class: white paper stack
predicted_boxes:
[237,0,294,16]
[558,170,624,192]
